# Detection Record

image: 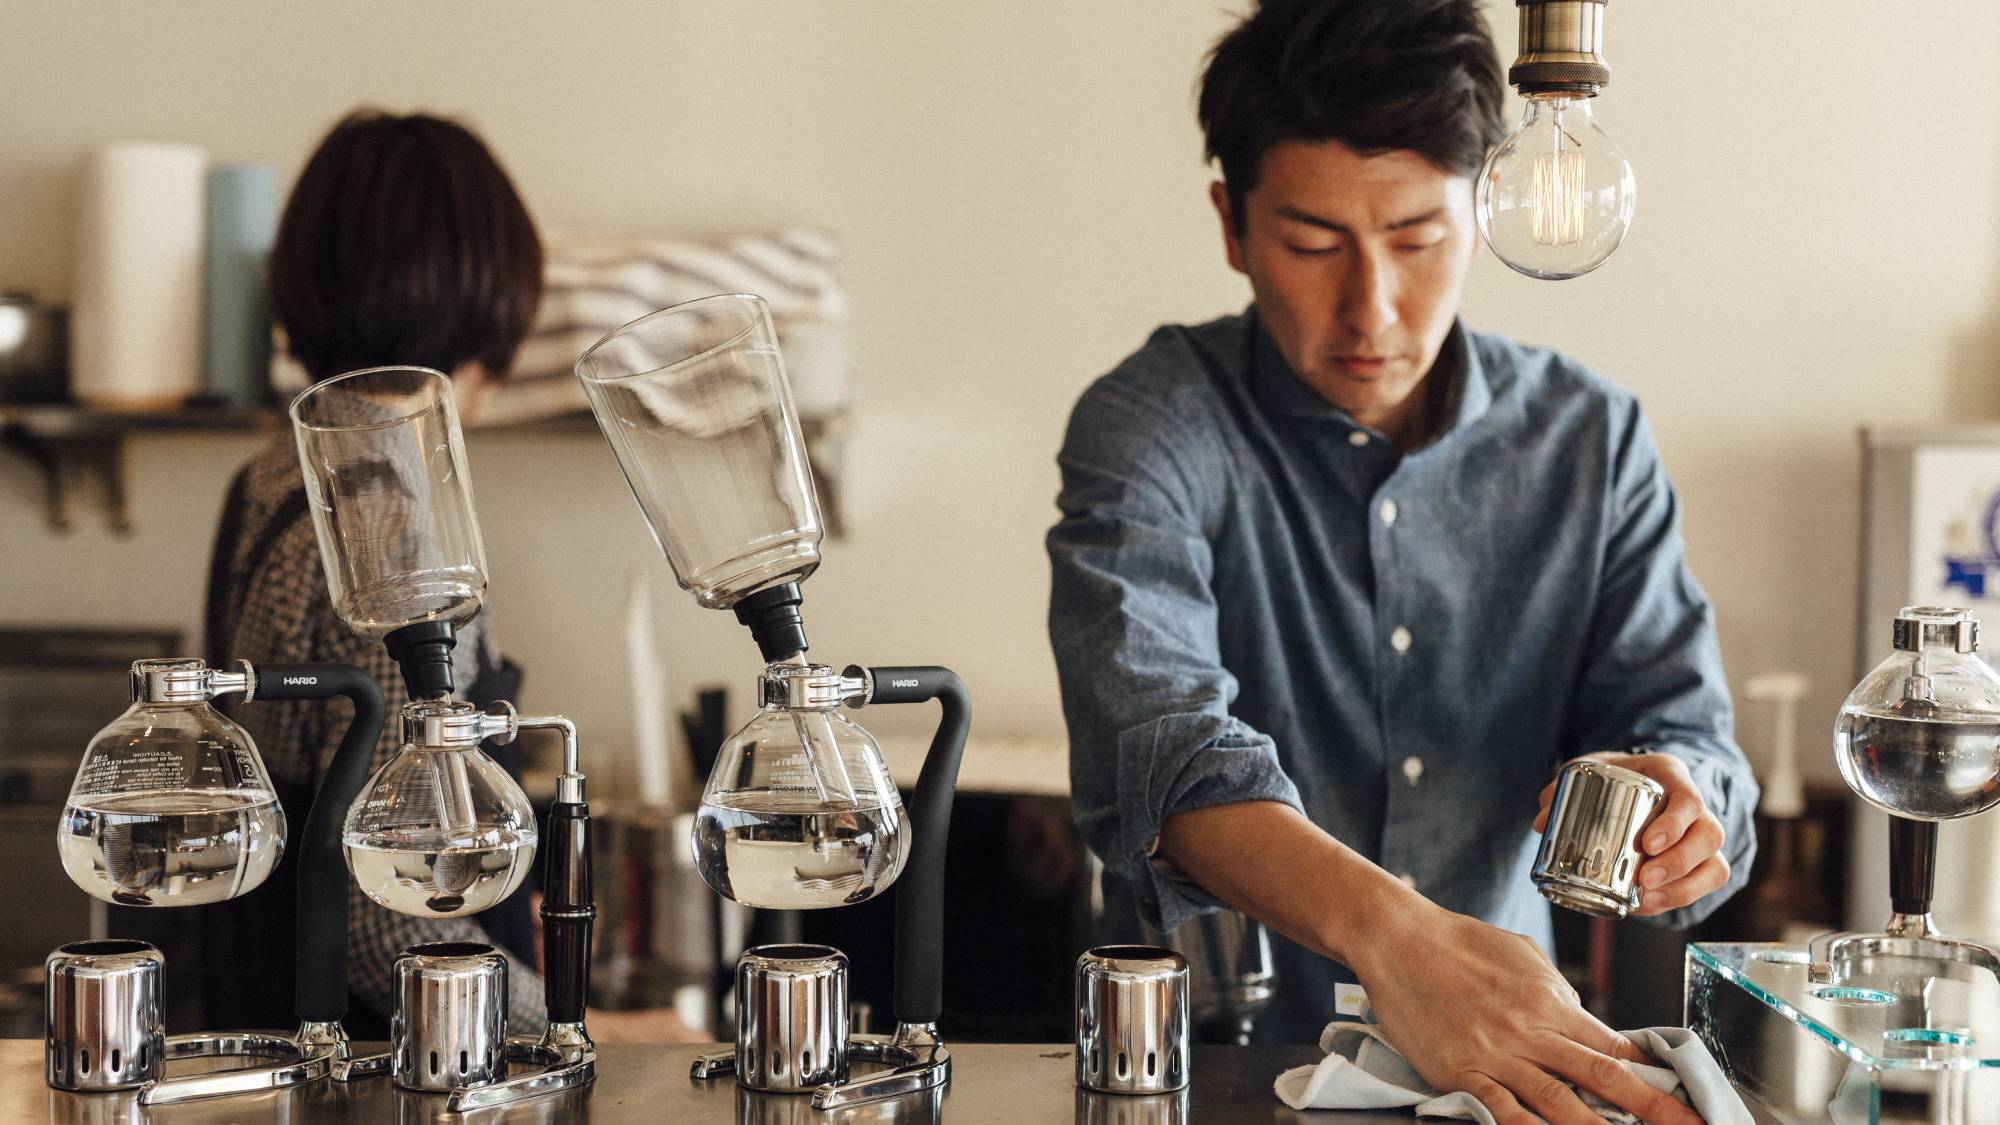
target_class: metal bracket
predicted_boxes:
[332,1051,390,1082]
[0,424,126,533]
[812,1032,952,1110]
[690,1031,953,1109]
[690,1048,736,1079]
[444,1036,596,1112]
[0,405,277,534]
[137,1033,333,1105]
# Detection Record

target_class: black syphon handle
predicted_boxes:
[850,665,969,1029]
[540,800,594,1025]
[1889,814,1938,918]
[252,663,386,1024]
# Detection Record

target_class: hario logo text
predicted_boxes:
[282,676,318,686]
[891,679,920,688]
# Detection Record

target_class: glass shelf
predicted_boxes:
[1687,941,2000,1122]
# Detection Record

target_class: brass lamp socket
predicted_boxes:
[1510,0,1610,97]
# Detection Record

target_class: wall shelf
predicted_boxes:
[0,404,280,533]
[0,403,849,536]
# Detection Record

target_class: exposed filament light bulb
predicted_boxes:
[1530,107,1588,245]
[1477,93,1634,279]
[1479,0,1634,279]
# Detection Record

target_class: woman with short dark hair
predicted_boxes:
[200,109,547,1038]
[268,109,544,394]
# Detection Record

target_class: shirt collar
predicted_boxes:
[1248,309,1492,448]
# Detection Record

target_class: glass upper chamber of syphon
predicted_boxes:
[1836,606,2000,820]
[694,662,908,910]
[574,293,823,612]
[343,699,537,918]
[289,365,488,640]
[60,658,285,907]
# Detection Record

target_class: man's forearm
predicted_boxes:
[1156,800,1430,973]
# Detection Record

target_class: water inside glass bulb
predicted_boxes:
[61,789,284,908]
[692,680,908,909]
[342,705,537,918]
[59,665,286,906]
[1836,608,2000,820]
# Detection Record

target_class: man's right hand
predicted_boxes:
[1354,902,1701,1125]
[1156,802,1705,1123]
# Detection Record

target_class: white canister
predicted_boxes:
[70,141,208,409]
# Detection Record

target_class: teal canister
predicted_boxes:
[201,163,279,406]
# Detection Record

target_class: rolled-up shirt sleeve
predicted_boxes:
[1568,403,1760,929]
[1047,377,1303,932]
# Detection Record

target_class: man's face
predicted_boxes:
[1214,140,1478,432]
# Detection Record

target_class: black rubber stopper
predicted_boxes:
[733,582,810,663]
[384,620,458,700]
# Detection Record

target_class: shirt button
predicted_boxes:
[1390,626,1412,654]
[1348,430,1369,447]
[1398,873,1419,890]
[1379,499,1398,527]
[1402,756,1423,785]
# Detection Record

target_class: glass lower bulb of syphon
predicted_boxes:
[692,664,908,910]
[343,701,538,917]
[59,658,286,907]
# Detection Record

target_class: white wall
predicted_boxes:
[3,1,1997,789]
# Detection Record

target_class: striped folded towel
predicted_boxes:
[271,227,850,426]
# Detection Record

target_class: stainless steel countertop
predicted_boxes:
[4,1040,1413,1123]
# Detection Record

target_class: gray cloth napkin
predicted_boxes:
[1274,1022,1751,1123]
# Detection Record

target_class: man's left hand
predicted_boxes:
[1533,752,1730,917]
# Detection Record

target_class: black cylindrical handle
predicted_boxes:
[540,800,594,1025]
[253,663,386,1024]
[1889,815,1938,918]
[848,665,968,1027]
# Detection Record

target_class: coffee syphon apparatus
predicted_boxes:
[1685,606,2000,1118]
[576,293,969,1109]
[52,657,388,1103]
[1809,607,2000,992]
[46,366,597,1112]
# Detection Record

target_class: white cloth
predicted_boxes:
[489,226,848,425]
[1274,1022,1751,1124]
[269,226,850,426]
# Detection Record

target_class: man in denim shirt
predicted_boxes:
[1047,3,1754,1122]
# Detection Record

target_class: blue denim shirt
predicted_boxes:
[1047,309,1758,1043]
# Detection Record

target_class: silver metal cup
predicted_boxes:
[1533,758,1666,918]
[1075,945,1190,1094]
[45,939,165,1091]
[391,942,508,1092]
[734,944,849,1093]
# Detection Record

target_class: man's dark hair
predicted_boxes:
[270,109,543,383]
[1198,0,1506,228]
